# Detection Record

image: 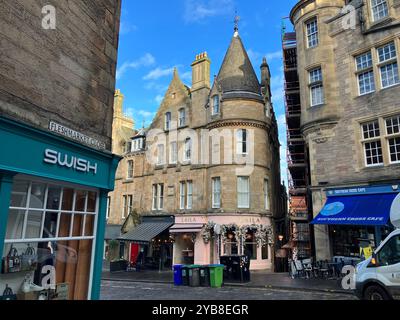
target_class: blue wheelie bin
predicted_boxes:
[173,264,184,286]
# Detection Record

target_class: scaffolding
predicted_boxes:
[282,21,312,260]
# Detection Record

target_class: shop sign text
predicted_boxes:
[44,149,98,174]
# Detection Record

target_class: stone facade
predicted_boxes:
[291,0,400,259]
[0,0,122,151]
[107,31,286,270]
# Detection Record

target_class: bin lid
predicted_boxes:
[208,264,224,267]
[187,264,201,268]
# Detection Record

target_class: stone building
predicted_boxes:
[0,1,122,300]
[290,0,400,260]
[107,28,287,271]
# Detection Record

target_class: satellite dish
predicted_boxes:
[390,193,400,229]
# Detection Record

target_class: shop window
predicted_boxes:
[244,231,257,260]
[262,244,269,260]
[224,231,238,255]
[1,178,98,300]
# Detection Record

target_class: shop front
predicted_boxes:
[0,117,120,300]
[171,214,274,271]
[118,215,174,271]
[312,185,399,260]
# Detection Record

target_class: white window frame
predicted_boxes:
[385,115,400,164]
[169,141,177,164]
[309,67,324,106]
[5,178,98,243]
[212,95,220,115]
[187,181,193,209]
[158,184,164,210]
[106,196,110,220]
[236,129,248,155]
[122,194,133,218]
[306,18,318,48]
[237,176,250,209]
[355,51,375,95]
[184,138,192,162]
[152,184,158,210]
[377,42,399,89]
[264,179,270,210]
[179,182,186,210]
[179,108,186,127]
[371,0,389,22]
[127,160,134,179]
[157,144,165,165]
[361,120,384,167]
[212,177,221,209]
[165,112,171,131]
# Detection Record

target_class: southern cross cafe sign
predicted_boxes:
[49,121,106,150]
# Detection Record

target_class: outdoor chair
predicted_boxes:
[301,258,314,279]
[318,260,330,279]
[294,260,306,278]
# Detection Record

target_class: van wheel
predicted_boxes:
[364,285,390,300]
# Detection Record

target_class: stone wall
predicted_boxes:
[0,0,121,150]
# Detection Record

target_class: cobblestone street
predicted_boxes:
[100,280,357,300]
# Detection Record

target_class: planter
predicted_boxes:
[110,260,128,272]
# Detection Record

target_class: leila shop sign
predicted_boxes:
[44,149,98,174]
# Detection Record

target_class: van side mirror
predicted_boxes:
[368,253,378,268]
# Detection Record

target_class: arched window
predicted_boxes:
[212,95,220,115]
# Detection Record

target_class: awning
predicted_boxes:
[169,223,204,233]
[311,193,398,226]
[118,221,173,244]
[104,225,122,240]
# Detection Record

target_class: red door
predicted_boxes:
[130,243,139,264]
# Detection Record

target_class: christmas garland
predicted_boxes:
[239,224,274,247]
[201,221,216,244]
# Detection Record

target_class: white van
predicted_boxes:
[355,197,400,300]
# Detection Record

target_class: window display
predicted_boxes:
[0,177,98,300]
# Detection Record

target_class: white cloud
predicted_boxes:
[183,0,235,23]
[138,110,155,118]
[143,67,175,81]
[117,53,156,80]
[120,21,138,35]
[181,71,192,82]
[266,50,282,61]
[155,95,164,104]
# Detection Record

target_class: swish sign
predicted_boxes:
[44,149,97,174]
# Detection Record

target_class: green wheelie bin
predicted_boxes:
[208,264,224,288]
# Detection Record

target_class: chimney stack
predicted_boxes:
[191,52,211,92]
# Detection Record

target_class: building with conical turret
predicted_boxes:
[106,26,287,271]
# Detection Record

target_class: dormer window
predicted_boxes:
[212,95,220,115]
[371,0,389,22]
[132,137,145,151]
[179,108,186,127]
[165,112,171,131]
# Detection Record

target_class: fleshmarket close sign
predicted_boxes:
[49,121,106,150]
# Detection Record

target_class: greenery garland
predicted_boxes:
[201,221,216,244]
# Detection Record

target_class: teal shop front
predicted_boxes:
[0,116,120,300]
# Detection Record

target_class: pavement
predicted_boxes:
[101,280,356,300]
[101,269,353,295]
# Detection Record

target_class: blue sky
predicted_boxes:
[115,0,298,186]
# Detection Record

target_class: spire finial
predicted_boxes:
[234,11,240,36]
